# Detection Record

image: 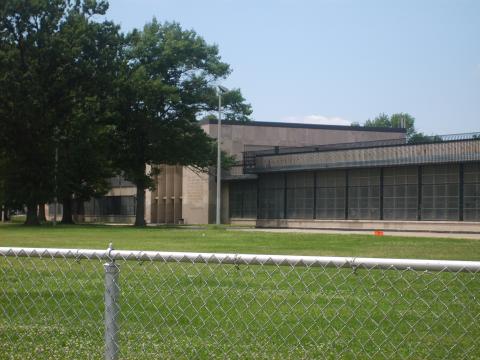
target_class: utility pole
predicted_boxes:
[216,85,229,225]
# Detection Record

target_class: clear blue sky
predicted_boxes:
[105,0,480,135]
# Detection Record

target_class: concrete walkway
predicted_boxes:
[231,227,480,240]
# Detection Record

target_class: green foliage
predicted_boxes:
[55,13,124,212]
[112,20,252,224]
[390,113,416,138]
[408,133,443,144]
[201,88,252,122]
[363,113,447,144]
[0,0,120,224]
[364,113,391,128]
[364,112,416,139]
[0,0,62,211]
[220,151,237,170]
[0,5,251,226]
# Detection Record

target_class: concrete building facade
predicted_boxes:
[230,133,480,232]
[72,119,407,225]
[66,119,480,232]
[182,119,406,224]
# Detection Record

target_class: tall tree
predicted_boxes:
[55,15,123,224]
[0,0,62,224]
[115,20,252,226]
[0,0,120,225]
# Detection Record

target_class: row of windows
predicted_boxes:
[230,163,480,222]
[80,196,136,216]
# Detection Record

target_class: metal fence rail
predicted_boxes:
[250,139,480,173]
[1,246,479,359]
[243,132,480,168]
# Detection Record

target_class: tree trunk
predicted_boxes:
[38,203,47,222]
[61,195,75,224]
[135,183,146,226]
[25,203,40,226]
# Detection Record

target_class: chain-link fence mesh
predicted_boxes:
[1,248,479,359]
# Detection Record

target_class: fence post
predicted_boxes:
[104,244,120,360]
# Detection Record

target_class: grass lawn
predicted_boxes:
[1,222,480,260]
[1,223,479,359]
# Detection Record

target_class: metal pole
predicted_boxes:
[2,246,480,272]
[216,93,222,225]
[104,248,120,360]
[2,246,480,273]
[53,147,58,226]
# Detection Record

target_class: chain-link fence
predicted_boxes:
[1,246,479,359]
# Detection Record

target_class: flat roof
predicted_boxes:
[200,119,406,133]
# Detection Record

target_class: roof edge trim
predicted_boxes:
[199,119,406,133]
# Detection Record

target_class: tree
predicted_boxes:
[54,16,123,224]
[408,133,443,144]
[201,89,252,122]
[0,1,53,224]
[0,0,120,225]
[364,113,391,128]
[364,112,417,140]
[390,113,416,139]
[114,20,252,226]
[363,113,445,144]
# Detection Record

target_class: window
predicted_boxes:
[464,163,480,221]
[348,169,380,220]
[316,170,346,219]
[83,196,136,216]
[258,174,285,219]
[421,165,458,221]
[286,172,314,219]
[229,181,257,218]
[383,167,418,220]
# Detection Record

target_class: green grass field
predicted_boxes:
[1,223,479,359]
[1,222,480,260]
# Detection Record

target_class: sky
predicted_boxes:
[105,0,480,135]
